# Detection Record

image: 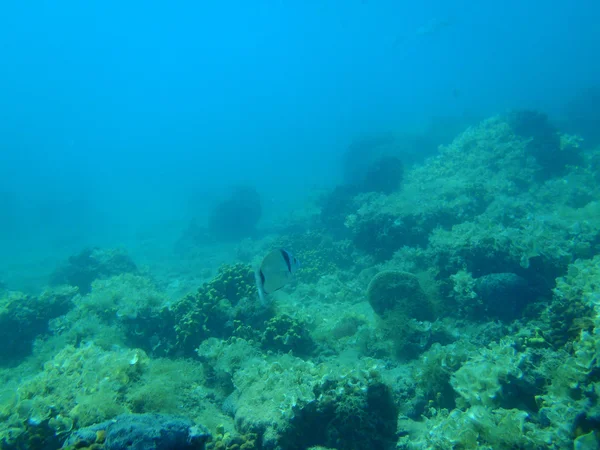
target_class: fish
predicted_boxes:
[255,248,300,304]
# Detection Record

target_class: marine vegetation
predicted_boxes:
[2,114,600,449]
[167,263,265,356]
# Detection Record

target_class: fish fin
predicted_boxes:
[255,268,268,306]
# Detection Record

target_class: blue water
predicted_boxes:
[1,0,598,283]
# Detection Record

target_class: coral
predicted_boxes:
[168,263,264,356]
[0,285,77,364]
[63,413,210,450]
[211,427,258,450]
[532,256,600,445]
[261,314,314,356]
[208,186,262,241]
[428,193,600,300]
[50,247,138,294]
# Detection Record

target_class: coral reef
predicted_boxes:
[3,113,600,449]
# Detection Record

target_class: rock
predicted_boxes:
[474,273,531,320]
[0,286,77,364]
[63,413,210,450]
[50,247,137,294]
[208,185,262,241]
[367,270,432,320]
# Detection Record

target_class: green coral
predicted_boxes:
[170,263,259,355]
[261,314,314,356]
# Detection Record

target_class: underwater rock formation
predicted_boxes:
[342,134,398,186]
[0,285,77,364]
[208,186,262,241]
[361,155,404,194]
[473,272,532,321]
[210,349,398,450]
[367,271,435,359]
[507,109,583,179]
[280,379,398,450]
[63,413,210,449]
[318,185,359,237]
[367,270,432,320]
[50,247,138,294]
